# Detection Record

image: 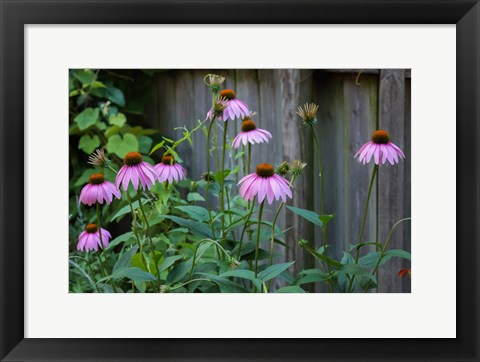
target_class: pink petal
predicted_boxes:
[115,165,127,189]
[373,145,380,165]
[265,179,275,204]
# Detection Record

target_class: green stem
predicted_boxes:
[354,165,378,262]
[267,202,284,291]
[125,192,148,271]
[348,165,378,292]
[96,203,117,292]
[363,218,411,292]
[189,239,228,279]
[220,121,228,240]
[205,118,217,240]
[254,201,265,285]
[312,128,327,251]
[246,143,253,235]
[96,254,107,276]
[237,197,256,259]
[225,188,235,243]
[137,190,161,291]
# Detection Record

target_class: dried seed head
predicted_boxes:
[205,74,226,92]
[296,103,319,126]
[290,160,307,177]
[88,149,109,168]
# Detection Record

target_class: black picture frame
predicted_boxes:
[1,1,478,361]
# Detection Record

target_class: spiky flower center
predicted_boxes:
[124,152,142,166]
[162,154,174,165]
[85,224,98,233]
[241,119,257,132]
[89,173,105,185]
[219,89,236,100]
[371,130,390,144]
[256,163,274,178]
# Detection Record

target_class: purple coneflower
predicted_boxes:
[238,163,293,204]
[207,89,249,121]
[154,154,187,183]
[354,130,405,165]
[232,117,272,149]
[77,224,111,252]
[79,173,121,206]
[115,152,160,191]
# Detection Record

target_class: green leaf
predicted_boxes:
[319,213,335,226]
[73,69,95,85]
[196,273,250,293]
[131,251,162,275]
[286,206,323,227]
[275,286,306,293]
[137,136,153,154]
[111,201,139,222]
[295,269,333,285]
[158,255,184,273]
[111,267,156,282]
[349,242,383,252]
[78,134,100,154]
[359,249,411,269]
[162,215,213,239]
[174,205,210,222]
[113,245,138,272]
[258,261,295,282]
[214,169,230,183]
[74,107,99,130]
[166,260,192,285]
[187,192,205,202]
[149,140,165,155]
[385,249,411,260]
[337,264,376,283]
[109,112,127,127]
[220,269,262,291]
[106,85,125,106]
[108,232,134,249]
[106,133,139,158]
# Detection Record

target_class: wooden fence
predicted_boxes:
[145,69,411,293]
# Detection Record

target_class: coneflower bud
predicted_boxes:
[227,256,240,269]
[275,161,290,176]
[205,74,226,93]
[298,239,309,248]
[296,103,319,126]
[88,148,110,168]
[290,160,307,177]
[201,171,215,183]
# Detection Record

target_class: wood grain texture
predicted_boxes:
[376,69,410,292]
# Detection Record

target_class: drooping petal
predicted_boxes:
[257,178,267,203]
[265,178,275,204]
[115,165,128,189]
[373,145,380,165]
[365,143,376,163]
[389,142,405,158]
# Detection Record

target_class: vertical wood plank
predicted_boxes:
[344,74,379,261]
[402,77,412,292]
[278,69,315,287]
[377,69,409,292]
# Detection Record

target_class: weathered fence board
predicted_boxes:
[377,69,410,293]
[148,69,411,292]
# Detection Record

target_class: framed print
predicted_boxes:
[1,1,479,361]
